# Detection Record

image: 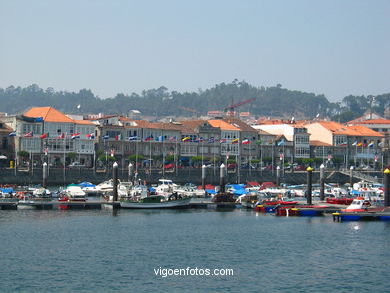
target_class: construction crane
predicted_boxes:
[224,97,256,117]
[177,106,199,117]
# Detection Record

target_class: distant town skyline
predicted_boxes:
[1,0,389,102]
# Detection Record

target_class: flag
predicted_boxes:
[57,133,65,139]
[242,139,250,145]
[277,140,285,146]
[378,141,383,146]
[35,117,43,122]
[338,142,347,147]
[71,133,80,139]
[145,136,153,142]
[155,136,164,142]
[220,138,227,143]
[24,131,33,137]
[368,142,374,147]
[207,137,215,144]
[128,136,138,141]
[182,137,190,142]
[195,137,204,143]
[256,140,262,145]
[363,143,367,147]
[86,133,95,139]
[115,134,122,141]
[8,131,16,137]
[352,141,358,146]
[357,142,363,147]
[102,134,109,140]
[268,140,274,145]
[231,138,239,144]
[169,136,177,142]
[40,133,47,139]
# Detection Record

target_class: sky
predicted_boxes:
[0,0,389,102]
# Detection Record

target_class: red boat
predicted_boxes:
[326,197,354,205]
[341,197,384,213]
[262,199,298,205]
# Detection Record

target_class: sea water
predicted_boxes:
[0,209,389,292]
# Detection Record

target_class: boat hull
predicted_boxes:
[120,197,192,209]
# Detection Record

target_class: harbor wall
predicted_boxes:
[0,168,384,186]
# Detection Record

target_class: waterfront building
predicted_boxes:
[0,121,15,167]
[251,122,311,164]
[305,121,384,168]
[1,107,96,167]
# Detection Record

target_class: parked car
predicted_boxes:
[69,162,85,168]
[294,165,306,171]
[227,163,237,169]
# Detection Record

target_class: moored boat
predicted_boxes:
[120,194,192,209]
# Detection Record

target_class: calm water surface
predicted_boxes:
[0,209,389,293]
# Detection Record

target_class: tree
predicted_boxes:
[18,150,29,158]
[128,154,144,162]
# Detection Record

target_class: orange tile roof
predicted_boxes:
[24,107,74,123]
[310,140,333,147]
[316,121,361,136]
[351,119,390,125]
[223,117,257,132]
[75,120,95,125]
[208,120,240,131]
[346,125,384,137]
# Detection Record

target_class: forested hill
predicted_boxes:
[0,82,389,122]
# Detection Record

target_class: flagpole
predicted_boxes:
[272,144,274,175]
[260,142,263,176]
[213,138,216,176]
[63,137,66,186]
[162,133,165,178]
[175,136,178,176]
[149,138,152,183]
[201,139,204,167]
[14,130,17,176]
[136,138,139,173]
[249,139,251,177]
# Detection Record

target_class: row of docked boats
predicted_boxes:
[0,179,386,213]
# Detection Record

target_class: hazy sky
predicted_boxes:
[1,0,389,101]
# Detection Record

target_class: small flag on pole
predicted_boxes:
[40,133,48,139]
[24,131,33,137]
[102,134,109,140]
[242,139,250,145]
[8,131,16,137]
[71,133,80,139]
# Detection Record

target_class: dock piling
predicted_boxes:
[128,162,133,183]
[384,169,390,206]
[42,162,47,189]
[349,166,354,188]
[220,163,226,193]
[113,162,118,202]
[276,166,280,187]
[306,166,313,205]
[202,164,206,191]
[319,164,325,201]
